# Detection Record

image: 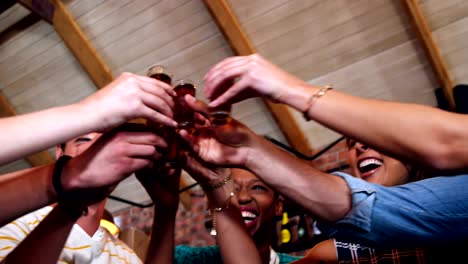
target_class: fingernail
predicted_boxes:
[209,100,218,107]
[185,94,195,103]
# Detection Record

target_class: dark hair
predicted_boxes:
[59,143,66,151]
[407,166,433,182]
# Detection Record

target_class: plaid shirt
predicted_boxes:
[335,240,427,264]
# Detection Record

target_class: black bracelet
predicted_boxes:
[53,155,87,219]
[53,155,72,198]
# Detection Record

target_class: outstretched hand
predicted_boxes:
[80,72,178,132]
[61,123,165,202]
[178,95,254,167]
[203,54,308,108]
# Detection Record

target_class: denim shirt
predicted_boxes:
[330,172,468,246]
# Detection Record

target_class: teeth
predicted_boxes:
[241,211,257,218]
[359,158,382,168]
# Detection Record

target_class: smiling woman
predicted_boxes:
[232,168,282,240]
[293,140,434,264]
[168,167,302,264]
[347,139,410,186]
[347,139,428,186]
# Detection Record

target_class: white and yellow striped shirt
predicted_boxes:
[0,206,142,264]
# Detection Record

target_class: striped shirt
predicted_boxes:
[0,206,142,264]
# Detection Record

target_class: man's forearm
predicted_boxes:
[245,135,351,222]
[145,205,177,264]
[0,165,57,227]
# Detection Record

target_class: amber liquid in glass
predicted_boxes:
[174,82,196,131]
[209,79,232,125]
[147,66,177,167]
[149,73,172,85]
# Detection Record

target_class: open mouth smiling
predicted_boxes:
[240,208,258,228]
[358,157,383,178]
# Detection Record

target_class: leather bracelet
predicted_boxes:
[207,174,232,191]
[53,155,72,198]
[53,155,88,219]
[303,85,333,121]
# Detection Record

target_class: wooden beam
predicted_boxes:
[49,0,114,88]
[179,177,192,210]
[17,0,114,88]
[203,0,312,155]
[0,93,16,118]
[0,92,55,166]
[15,0,53,23]
[0,13,41,46]
[0,0,16,15]
[401,0,455,110]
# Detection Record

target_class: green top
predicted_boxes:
[174,245,301,264]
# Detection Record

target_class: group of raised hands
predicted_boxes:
[3,53,468,264]
[0,54,304,225]
[65,54,314,204]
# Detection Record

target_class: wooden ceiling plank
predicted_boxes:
[203,0,312,155]
[402,0,455,110]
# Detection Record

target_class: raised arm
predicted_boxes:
[179,95,351,223]
[182,96,468,246]
[137,166,181,264]
[203,54,468,171]
[0,72,176,166]
[0,165,56,226]
[182,156,261,264]
[0,124,163,227]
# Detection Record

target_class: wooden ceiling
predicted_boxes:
[1,0,467,212]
